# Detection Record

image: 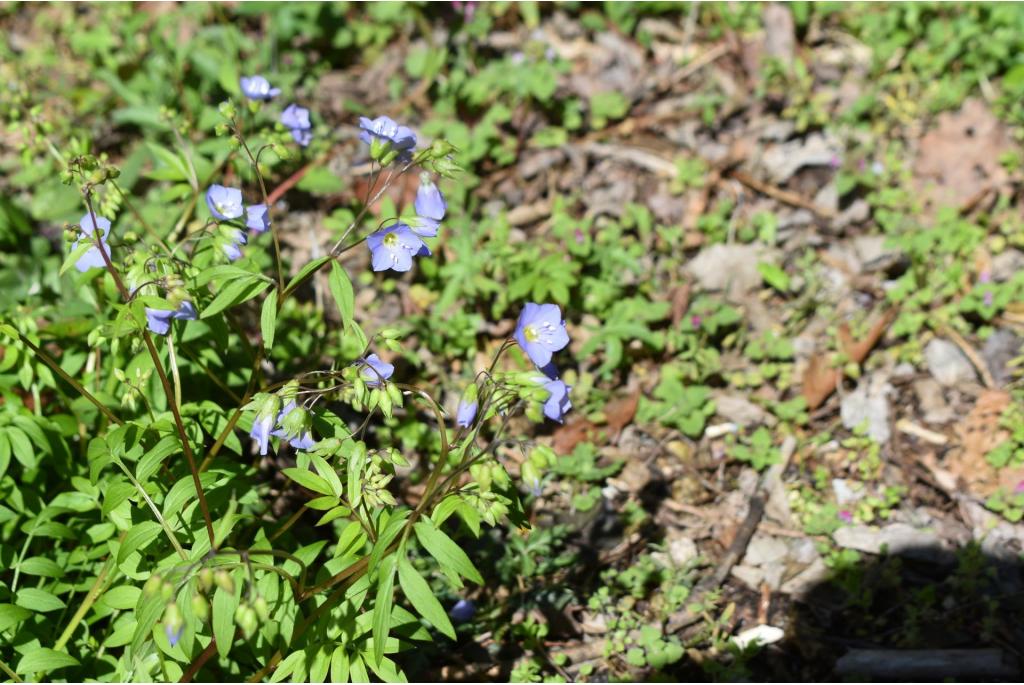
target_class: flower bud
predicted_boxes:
[521,461,542,496]
[218,100,237,120]
[191,592,210,623]
[214,569,235,595]
[198,567,214,593]
[253,596,270,622]
[235,604,258,640]
[143,574,163,598]
[161,581,175,602]
[163,602,184,646]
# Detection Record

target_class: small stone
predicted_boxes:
[991,249,1024,282]
[731,564,764,589]
[713,392,770,427]
[667,536,699,567]
[743,533,789,567]
[925,339,977,387]
[686,243,778,297]
[913,378,954,424]
[982,329,1022,387]
[833,523,955,563]
[780,557,829,598]
[840,374,892,443]
[832,478,862,505]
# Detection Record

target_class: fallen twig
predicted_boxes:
[834,648,1017,679]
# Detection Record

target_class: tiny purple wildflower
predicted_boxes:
[367,223,428,272]
[72,213,112,272]
[359,353,394,387]
[245,204,270,235]
[240,75,281,101]
[1015,480,1024,494]
[251,412,274,456]
[290,128,313,147]
[542,378,572,423]
[838,510,853,523]
[280,104,311,131]
[690,315,702,328]
[206,185,244,221]
[514,303,570,369]
[145,301,198,336]
[984,291,994,307]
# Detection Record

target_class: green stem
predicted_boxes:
[53,548,118,652]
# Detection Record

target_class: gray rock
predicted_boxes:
[913,378,955,424]
[991,249,1024,282]
[780,557,829,598]
[686,243,777,297]
[731,564,764,589]
[840,374,893,443]
[983,329,1022,387]
[713,392,770,427]
[761,133,841,183]
[925,339,977,386]
[667,536,699,567]
[833,523,955,563]
[743,533,789,567]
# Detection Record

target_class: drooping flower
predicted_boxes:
[449,598,475,623]
[240,75,281,101]
[366,223,429,272]
[165,623,184,648]
[542,378,572,423]
[456,399,478,428]
[410,177,446,237]
[271,401,316,451]
[247,394,281,456]
[220,227,248,262]
[206,185,244,221]
[72,213,113,272]
[280,104,312,147]
[358,115,416,162]
[514,303,570,369]
[245,204,270,235]
[359,353,394,387]
[145,301,198,336]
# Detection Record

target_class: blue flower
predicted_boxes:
[270,402,316,450]
[542,378,572,423]
[221,227,248,262]
[165,623,184,648]
[281,104,312,147]
[514,303,570,369]
[456,399,478,428]
[206,185,244,221]
[240,75,281,100]
[366,223,429,272]
[358,115,416,149]
[359,353,394,387]
[72,213,112,272]
[410,177,446,237]
[145,301,198,336]
[245,204,270,235]
[449,599,475,623]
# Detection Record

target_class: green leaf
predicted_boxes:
[310,455,343,497]
[15,587,66,613]
[413,518,484,587]
[282,467,335,497]
[372,555,397,667]
[330,646,350,683]
[117,520,162,564]
[285,256,330,293]
[261,289,278,351]
[201,278,270,319]
[18,556,63,578]
[0,604,31,632]
[397,556,456,640]
[15,648,79,675]
[329,261,355,330]
[213,583,237,659]
[757,262,791,293]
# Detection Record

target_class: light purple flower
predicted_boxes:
[358,115,416,153]
[838,510,854,523]
[72,213,112,272]
[290,128,313,147]
[456,399,478,428]
[245,204,270,235]
[414,179,446,223]
[270,402,316,450]
[221,227,247,262]
[514,303,570,369]
[240,75,281,100]
[251,412,275,456]
[145,301,198,336]
[359,353,394,387]
[449,598,475,623]
[206,185,244,221]
[165,623,184,647]
[542,379,572,423]
[367,223,429,272]
[280,104,311,131]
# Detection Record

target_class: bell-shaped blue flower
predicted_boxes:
[72,213,112,272]
[358,115,416,162]
[514,303,570,369]
[359,354,394,388]
[145,301,198,336]
[542,378,572,423]
[280,104,311,131]
[270,401,317,451]
[240,75,281,101]
[245,204,270,235]
[206,185,244,221]
[247,394,281,456]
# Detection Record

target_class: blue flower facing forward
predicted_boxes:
[245,204,270,235]
[514,303,570,369]
[206,185,244,221]
[359,115,416,162]
[359,354,394,388]
[145,301,198,336]
[240,75,281,100]
[281,104,312,147]
[367,223,429,272]
[72,213,112,272]
[410,177,446,237]
[542,378,572,423]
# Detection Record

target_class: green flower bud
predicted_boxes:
[253,596,270,622]
[143,574,163,598]
[191,593,210,623]
[214,569,235,595]
[198,568,214,593]
[218,100,237,120]
[236,604,258,640]
[161,581,175,602]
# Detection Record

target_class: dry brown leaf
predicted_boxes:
[946,389,1011,498]
[552,418,594,455]
[605,389,641,440]
[802,354,841,411]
